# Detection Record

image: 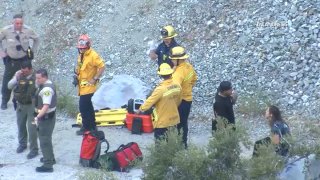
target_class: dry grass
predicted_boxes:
[138,0,156,16]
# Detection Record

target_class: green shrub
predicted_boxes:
[55,86,78,117]
[249,144,285,179]
[206,119,250,180]
[142,117,320,179]
[143,119,250,180]
[78,169,117,180]
[142,128,184,180]
[169,146,208,180]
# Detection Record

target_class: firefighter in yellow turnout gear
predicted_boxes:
[170,46,197,148]
[74,34,105,135]
[138,63,182,141]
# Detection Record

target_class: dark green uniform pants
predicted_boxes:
[38,114,56,168]
[16,103,38,152]
[1,58,29,104]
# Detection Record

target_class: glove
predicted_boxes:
[32,117,39,131]
[72,75,78,87]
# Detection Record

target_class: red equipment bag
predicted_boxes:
[101,142,142,172]
[79,130,109,168]
[126,113,153,133]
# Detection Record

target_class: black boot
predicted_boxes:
[36,166,53,173]
[16,145,27,153]
[1,101,7,110]
[76,127,85,136]
[27,151,39,159]
[40,157,56,164]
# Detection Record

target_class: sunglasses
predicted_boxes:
[15,35,23,51]
[15,35,20,41]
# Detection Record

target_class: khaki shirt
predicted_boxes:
[0,25,39,59]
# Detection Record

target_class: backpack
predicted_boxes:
[99,142,143,172]
[79,130,109,168]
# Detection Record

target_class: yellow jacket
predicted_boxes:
[76,48,105,96]
[140,79,182,128]
[172,62,197,101]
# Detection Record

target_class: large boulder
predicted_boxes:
[92,75,150,110]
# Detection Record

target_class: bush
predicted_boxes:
[143,120,250,180]
[142,117,320,179]
[169,146,208,180]
[206,119,250,179]
[78,169,117,180]
[142,128,184,180]
[249,144,285,179]
[55,86,78,117]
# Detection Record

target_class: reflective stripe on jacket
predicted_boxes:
[140,79,182,128]
[76,48,105,95]
[172,62,197,101]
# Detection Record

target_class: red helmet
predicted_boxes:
[77,34,91,49]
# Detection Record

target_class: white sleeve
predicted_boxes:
[7,71,19,90]
[39,87,55,105]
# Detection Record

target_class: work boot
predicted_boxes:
[35,166,53,173]
[16,145,27,153]
[1,102,7,110]
[40,157,56,164]
[27,151,39,159]
[76,127,85,136]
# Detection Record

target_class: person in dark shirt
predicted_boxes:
[252,105,291,157]
[213,81,237,131]
[149,25,179,67]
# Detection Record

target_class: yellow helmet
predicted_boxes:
[161,25,178,39]
[157,63,174,75]
[169,46,189,60]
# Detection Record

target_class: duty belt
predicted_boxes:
[34,111,56,120]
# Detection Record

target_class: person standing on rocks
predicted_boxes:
[74,34,105,135]
[137,63,182,142]
[0,14,39,110]
[149,25,179,68]
[170,46,197,148]
[212,81,238,131]
[7,61,38,159]
[252,105,290,157]
[34,69,56,172]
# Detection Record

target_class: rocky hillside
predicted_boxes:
[1,0,319,118]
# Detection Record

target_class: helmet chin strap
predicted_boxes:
[78,48,88,54]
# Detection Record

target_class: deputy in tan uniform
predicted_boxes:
[0,14,39,110]
[138,63,182,141]
[34,69,56,173]
[8,61,38,159]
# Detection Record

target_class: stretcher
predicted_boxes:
[76,108,127,126]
